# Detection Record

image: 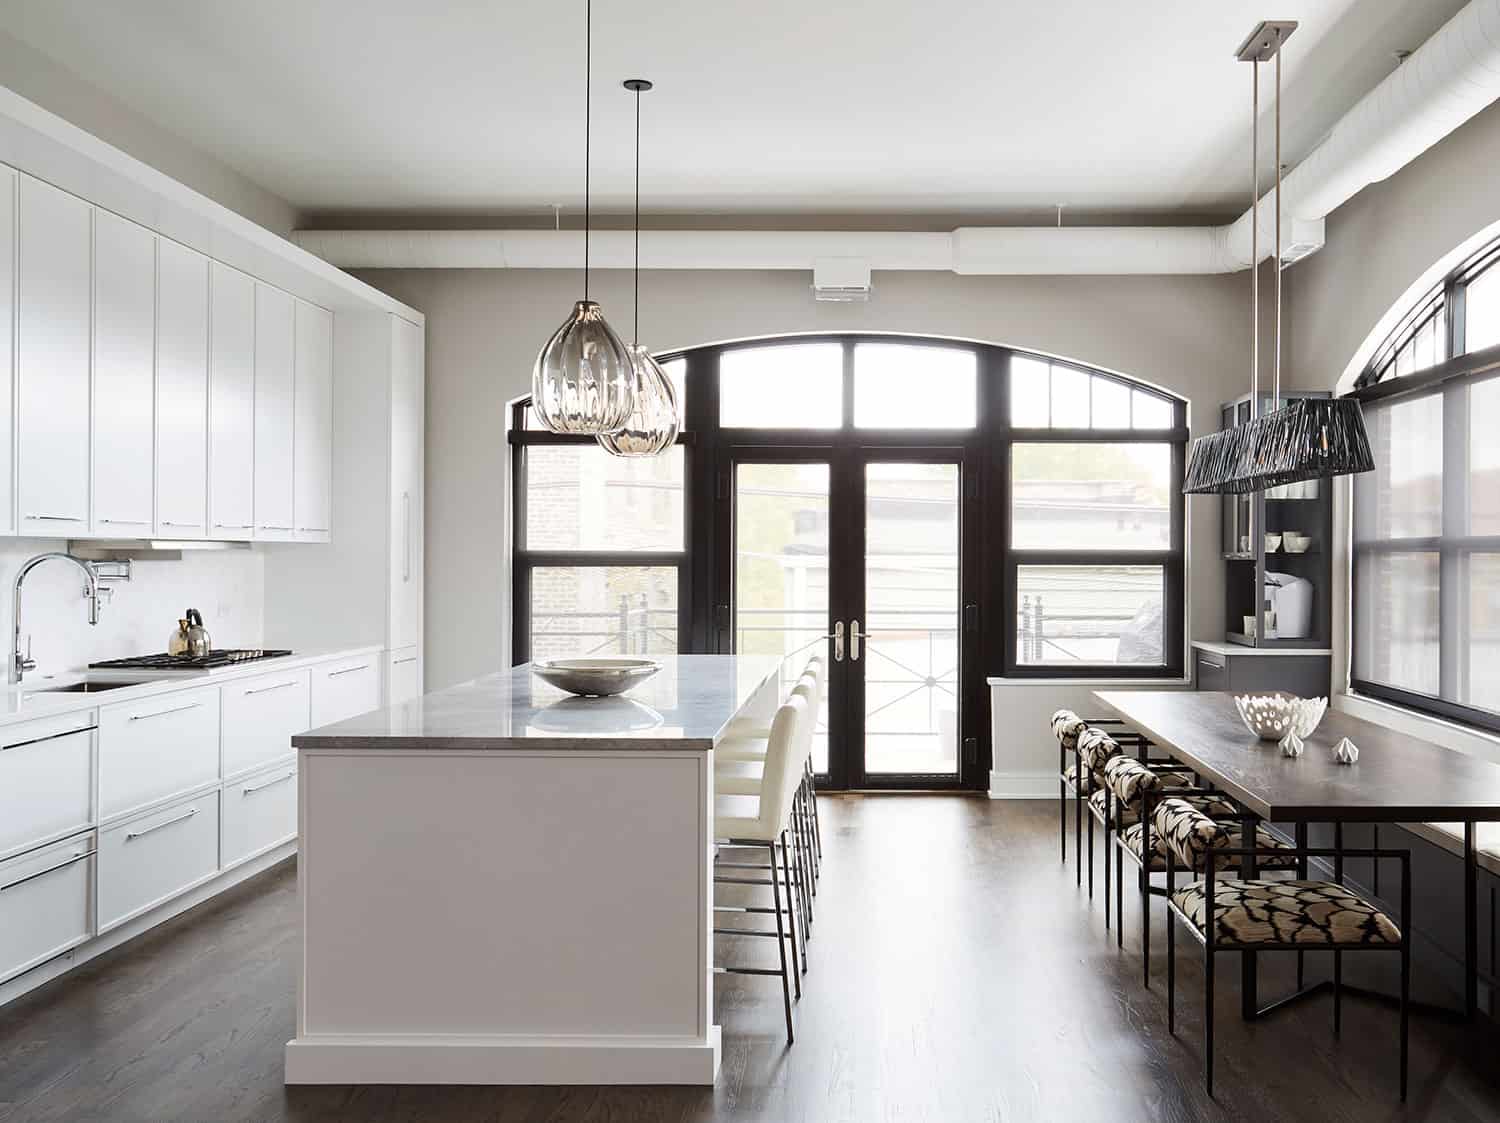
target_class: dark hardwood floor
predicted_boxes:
[2,795,1499,1122]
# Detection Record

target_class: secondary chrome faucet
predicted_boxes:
[10,552,130,685]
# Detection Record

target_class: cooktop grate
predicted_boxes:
[89,649,293,670]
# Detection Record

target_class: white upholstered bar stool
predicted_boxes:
[716,672,819,948]
[713,693,812,1045]
[719,656,824,877]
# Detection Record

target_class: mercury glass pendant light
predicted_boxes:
[599,79,681,458]
[532,0,635,435]
[1183,22,1373,495]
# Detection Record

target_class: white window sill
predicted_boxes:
[987,675,1192,688]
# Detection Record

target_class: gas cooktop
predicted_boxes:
[89,649,293,672]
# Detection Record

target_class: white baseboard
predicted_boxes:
[285,1027,722,1085]
[988,770,1056,799]
[0,841,295,1009]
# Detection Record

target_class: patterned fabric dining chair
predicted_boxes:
[1157,797,1412,1101]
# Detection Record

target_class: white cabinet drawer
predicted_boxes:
[0,715,95,861]
[221,762,297,868]
[99,687,221,821]
[310,658,380,726]
[221,669,310,778]
[386,646,420,706]
[0,832,94,985]
[98,792,219,933]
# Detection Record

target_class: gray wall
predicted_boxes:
[0,30,301,238]
[1288,98,1500,395]
[354,266,1251,693]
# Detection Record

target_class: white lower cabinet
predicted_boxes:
[221,669,310,777]
[0,832,94,986]
[0,715,94,861]
[386,646,421,705]
[98,686,221,821]
[311,657,381,726]
[98,791,219,933]
[221,761,297,869]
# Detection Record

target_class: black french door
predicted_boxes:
[718,443,981,790]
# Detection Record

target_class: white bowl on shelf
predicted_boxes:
[1234,693,1328,742]
[1264,533,1283,553]
[1283,532,1311,553]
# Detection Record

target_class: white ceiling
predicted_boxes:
[3,0,1471,220]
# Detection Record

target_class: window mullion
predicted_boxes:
[1439,381,1467,702]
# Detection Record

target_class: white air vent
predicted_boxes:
[812,257,871,302]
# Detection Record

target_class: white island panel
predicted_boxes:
[286,654,780,1086]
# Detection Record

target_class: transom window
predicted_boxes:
[510,334,1186,678]
[1351,235,1500,732]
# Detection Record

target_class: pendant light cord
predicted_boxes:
[583,0,591,303]
[1273,30,1283,405]
[1250,58,1259,421]
[633,84,641,346]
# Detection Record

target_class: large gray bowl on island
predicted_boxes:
[532,657,661,697]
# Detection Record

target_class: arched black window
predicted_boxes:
[1350,235,1500,732]
[509,334,1186,788]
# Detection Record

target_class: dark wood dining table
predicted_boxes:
[1095,689,1500,1022]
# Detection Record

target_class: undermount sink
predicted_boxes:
[27,680,150,694]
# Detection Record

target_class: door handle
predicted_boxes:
[850,619,870,662]
[833,620,844,663]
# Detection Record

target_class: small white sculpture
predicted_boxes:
[1279,731,1304,758]
[1332,737,1360,765]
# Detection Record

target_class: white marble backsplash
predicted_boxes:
[0,539,265,677]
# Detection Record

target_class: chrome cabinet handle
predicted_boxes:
[98,518,150,526]
[391,655,418,666]
[0,849,91,892]
[259,525,293,531]
[214,523,254,529]
[159,521,199,527]
[244,680,299,696]
[26,513,82,522]
[327,664,370,677]
[833,621,844,663]
[242,771,295,795]
[402,491,411,582]
[296,526,328,532]
[127,700,202,722]
[1,724,95,752]
[125,807,197,841]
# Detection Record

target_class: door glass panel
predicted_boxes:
[1464,553,1500,715]
[853,343,976,428]
[523,445,684,551]
[1011,443,1171,550]
[735,462,830,772]
[530,566,678,661]
[720,343,842,428]
[1016,565,1164,666]
[863,463,960,776]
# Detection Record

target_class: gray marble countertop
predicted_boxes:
[292,654,784,752]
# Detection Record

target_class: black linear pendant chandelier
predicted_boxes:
[531,0,635,435]
[1182,21,1374,496]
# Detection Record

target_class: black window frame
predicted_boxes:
[1350,233,1500,736]
[510,333,1187,681]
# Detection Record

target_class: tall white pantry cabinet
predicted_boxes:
[263,311,425,705]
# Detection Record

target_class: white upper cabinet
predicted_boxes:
[92,211,157,534]
[293,299,333,541]
[254,283,295,540]
[208,263,255,538]
[0,168,14,536]
[155,239,210,538]
[18,175,92,538]
[388,316,424,650]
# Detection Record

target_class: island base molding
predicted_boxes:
[283,1030,722,1085]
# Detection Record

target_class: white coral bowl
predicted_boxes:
[1234,694,1327,742]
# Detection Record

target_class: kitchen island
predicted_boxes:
[283,654,782,1086]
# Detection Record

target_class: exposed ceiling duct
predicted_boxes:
[294,0,1500,278]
